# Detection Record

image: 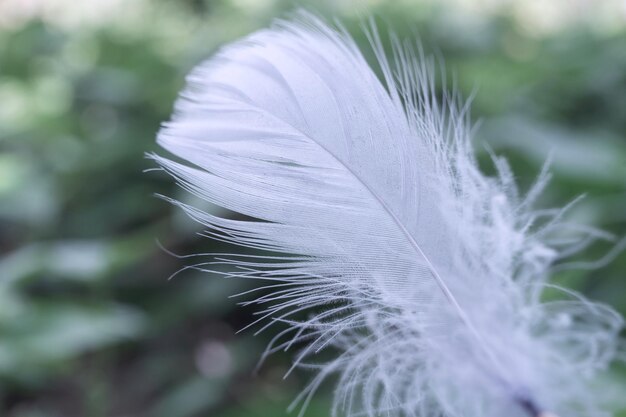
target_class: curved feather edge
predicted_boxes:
[153,11,623,417]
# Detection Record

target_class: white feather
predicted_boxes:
[154,13,623,417]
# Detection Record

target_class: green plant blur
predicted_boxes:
[0,1,625,416]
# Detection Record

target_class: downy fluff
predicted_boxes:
[154,13,623,417]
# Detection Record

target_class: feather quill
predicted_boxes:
[153,13,623,417]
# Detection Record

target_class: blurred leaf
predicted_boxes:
[0,303,146,380]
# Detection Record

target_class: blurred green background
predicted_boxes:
[1,0,625,416]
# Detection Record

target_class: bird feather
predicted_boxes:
[153,12,623,417]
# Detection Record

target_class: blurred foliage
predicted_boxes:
[0,0,625,416]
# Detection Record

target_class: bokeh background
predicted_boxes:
[1,0,626,416]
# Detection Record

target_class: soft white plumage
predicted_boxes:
[154,13,623,417]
